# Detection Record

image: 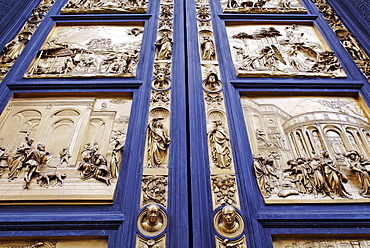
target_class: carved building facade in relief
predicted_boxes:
[227,24,346,78]
[0,96,131,202]
[24,25,144,78]
[241,95,370,203]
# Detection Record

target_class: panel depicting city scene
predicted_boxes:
[241,93,370,203]
[273,235,370,248]
[226,23,347,78]
[24,23,144,78]
[0,94,132,203]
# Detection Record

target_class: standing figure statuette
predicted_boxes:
[208,120,232,168]
[147,118,171,168]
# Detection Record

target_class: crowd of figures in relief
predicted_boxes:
[242,96,370,202]
[273,238,370,248]
[227,24,346,78]
[221,0,307,13]
[61,0,148,14]
[0,97,130,191]
[24,26,143,78]
[0,132,125,189]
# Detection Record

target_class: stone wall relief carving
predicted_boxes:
[220,0,307,14]
[24,25,144,78]
[0,0,54,80]
[0,96,131,202]
[61,0,148,14]
[227,24,347,78]
[242,95,370,203]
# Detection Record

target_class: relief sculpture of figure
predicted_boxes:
[201,36,216,60]
[77,143,112,185]
[254,155,279,198]
[59,147,71,166]
[155,32,173,60]
[141,204,163,233]
[344,150,370,198]
[218,205,239,235]
[0,147,9,176]
[8,135,34,181]
[147,118,171,168]
[0,29,32,64]
[320,150,351,198]
[23,143,48,189]
[208,120,232,168]
[109,134,125,179]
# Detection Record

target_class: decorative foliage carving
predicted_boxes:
[205,92,223,106]
[151,90,171,105]
[142,175,168,206]
[221,0,307,14]
[227,24,346,78]
[24,26,143,78]
[211,175,237,206]
[61,0,148,14]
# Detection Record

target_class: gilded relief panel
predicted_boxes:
[24,24,144,78]
[221,0,307,14]
[273,235,370,248]
[241,94,370,203]
[0,95,132,203]
[61,0,148,14]
[226,23,347,78]
[0,237,107,248]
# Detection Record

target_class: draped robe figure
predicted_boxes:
[208,120,232,168]
[147,118,171,168]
